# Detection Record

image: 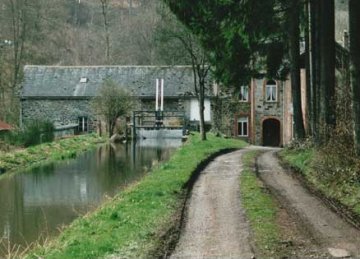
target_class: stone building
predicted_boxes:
[21,65,306,146]
[20,65,213,135]
[215,70,307,147]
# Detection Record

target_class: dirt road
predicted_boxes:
[170,147,360,258]
[171,150,254,259]
[257,149,360,258]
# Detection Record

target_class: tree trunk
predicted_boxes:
[310,0,321,143]
[289,0,306,140]
[319,0,335,143]
[101,0,110,64]
[198,79,206,141]
[350,0,360,155]
[9,0,27,90]
[304,0,312,136]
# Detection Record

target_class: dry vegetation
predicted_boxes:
[0,0,188,125]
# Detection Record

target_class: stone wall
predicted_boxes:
[212,92,251,138]
[21,97,187,132]
[21,99,94,128]
[214,77,288,146]
[252,78,285,145]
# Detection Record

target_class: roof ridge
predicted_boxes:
[24,65,194,69]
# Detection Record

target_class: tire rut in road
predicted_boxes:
[257,149,360,258]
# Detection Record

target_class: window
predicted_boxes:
[238,117,248,137]
[78,116,88,132]
[80,77,88,83]
[239,85,249,102]
[265,80,277,102]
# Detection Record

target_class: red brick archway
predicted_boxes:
[262,118,281,147]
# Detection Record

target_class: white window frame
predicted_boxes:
[237,116,249,137]
[78,116,88,132]
[239,85,249,102]
[265,80,277,102]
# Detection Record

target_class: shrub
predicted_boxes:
[3,120,55,147]
[23,120,55,147]
[313,71,360,186]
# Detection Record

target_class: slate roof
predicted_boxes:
[22,65,210,98]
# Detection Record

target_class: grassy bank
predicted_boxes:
[0,134,104,174]
[280,148,360,217]
[26,134,246,259]
[240,150,284,257]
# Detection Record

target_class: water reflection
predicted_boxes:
[0,139,181,253]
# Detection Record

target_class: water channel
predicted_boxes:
[0,139,181,254]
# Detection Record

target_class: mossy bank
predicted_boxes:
[25,134,246,259]
[0,134,105,174]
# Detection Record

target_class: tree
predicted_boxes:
[92,79,135,138]
[319,0,336,142]
[162,0,280,87]
[287,0,306,139]
[100,0,111,64]
[156,7,210,140]
[8,0,28,90]
[309,0,321,142]
[349,0,360,155]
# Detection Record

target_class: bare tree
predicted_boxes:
[100,0,111,64]
[157,9,210,140]
[8,0,28,90]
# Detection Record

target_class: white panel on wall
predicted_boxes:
[189,98,211,122]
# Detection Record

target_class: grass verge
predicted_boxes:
[0,134,105,174]
[240,150,283,257]
[26,133,246,259]
[280,148,360,222]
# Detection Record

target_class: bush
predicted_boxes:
[315,124,359,185]
[313,71,360,186]
[3,120,55,147]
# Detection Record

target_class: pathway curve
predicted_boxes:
[257,149,360,258]
[171,150,254,259]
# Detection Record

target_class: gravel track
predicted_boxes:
[170,150,254,259]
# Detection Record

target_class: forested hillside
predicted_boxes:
[0,0,186,124]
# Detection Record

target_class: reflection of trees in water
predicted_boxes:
[0,140,180,254]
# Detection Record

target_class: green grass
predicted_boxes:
[0,134,104,174]
[26,134,247,259]
[280,148,314,173]
[240,150,282,257]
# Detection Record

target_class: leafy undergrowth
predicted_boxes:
[240,150,284,258]
[280,148,360,216]
[26,134,247,259]
[0,134,104,174]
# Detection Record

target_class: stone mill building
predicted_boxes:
[20,65,306,146]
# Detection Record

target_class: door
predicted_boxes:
[262,118,280,147]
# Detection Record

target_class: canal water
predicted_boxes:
[0,139,181,254]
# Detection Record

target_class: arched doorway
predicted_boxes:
[262,118,280,147]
